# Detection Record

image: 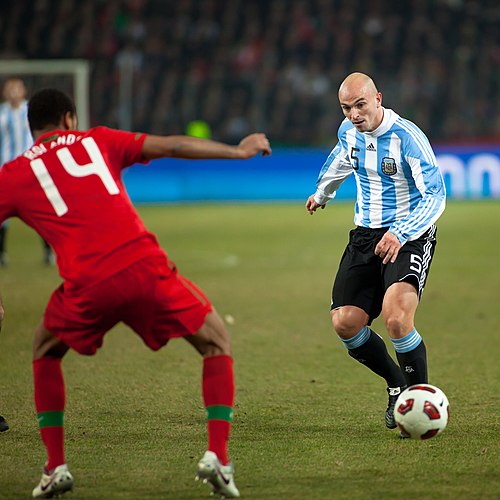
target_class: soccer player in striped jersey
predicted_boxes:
[0,78,33,267]
[0,79,32,164]
[306,72,446,434]
[0,78,55,267]
[0,77,35,432]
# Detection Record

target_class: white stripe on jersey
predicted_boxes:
[406,155,427,196]
[398,119,437,166]
[390,133,410,222]
[14,113,26,155]
[365,136,383,226]
[345,128,366,224]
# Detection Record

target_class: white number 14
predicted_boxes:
[30,137,120,216]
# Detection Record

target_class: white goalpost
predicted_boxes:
[0,59,90,130]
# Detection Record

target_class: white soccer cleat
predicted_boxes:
[196,450,240,498]
[32,464,73,498]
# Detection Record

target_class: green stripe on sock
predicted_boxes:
[206,405,233,422]
[37,410,64,428]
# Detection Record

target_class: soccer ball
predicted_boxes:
[394,384,449,440]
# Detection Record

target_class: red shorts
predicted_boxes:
[44,255,212,355]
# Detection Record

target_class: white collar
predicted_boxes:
[364,108,399,138]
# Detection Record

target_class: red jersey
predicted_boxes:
[0,127,165,287]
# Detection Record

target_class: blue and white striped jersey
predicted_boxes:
[0,100,33,164]
[314,108,446,245]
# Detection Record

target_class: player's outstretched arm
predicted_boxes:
[142,133,271,160]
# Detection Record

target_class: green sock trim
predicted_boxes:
[37,410,64,428]
[206,405,233,422]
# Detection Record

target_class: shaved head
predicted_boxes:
[338,72,383,132]
[339,73,378,101]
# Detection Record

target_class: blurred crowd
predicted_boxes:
[1,0,499,145]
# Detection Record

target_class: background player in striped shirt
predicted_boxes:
[0,78,55,267]
[306,72,446,435]
[0,88,271,498]
[0,77,35,432]
[0,78,57,433]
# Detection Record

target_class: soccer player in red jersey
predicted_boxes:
[0,89,271,498]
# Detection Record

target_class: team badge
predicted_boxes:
[381,157,397,176]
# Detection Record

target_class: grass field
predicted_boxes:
[1,201,499,499]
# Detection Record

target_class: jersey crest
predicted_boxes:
[381,157,397,176]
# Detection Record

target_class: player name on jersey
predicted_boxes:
[24,134,82,160]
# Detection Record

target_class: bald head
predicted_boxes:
[339,73,378,101]
[338,73,383,132]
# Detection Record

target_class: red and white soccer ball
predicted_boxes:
[394,384,450,440]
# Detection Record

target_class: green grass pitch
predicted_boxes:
[0,201,499,498]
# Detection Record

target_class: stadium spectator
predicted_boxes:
[1,0,498,144]
[0,88,271,498]
[305,72,446,435]
[0,78,55,267]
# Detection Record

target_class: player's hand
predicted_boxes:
[305,194,326,215]
[374,231,402,264]
[237,133,272,159]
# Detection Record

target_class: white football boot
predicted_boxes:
[32,464,73,498]
[196,450,240,498]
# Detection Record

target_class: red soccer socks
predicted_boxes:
[33,357,66,471]
[202,355,234,465]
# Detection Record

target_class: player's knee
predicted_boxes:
[33,340,66,360]
[384,313,411,338]
[33,324,48,358]
[32,322,68,360]
[331,307,367,339]
[205,324,231,356]
[189,311,232,357]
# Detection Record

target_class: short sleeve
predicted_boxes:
[91,127,148,171]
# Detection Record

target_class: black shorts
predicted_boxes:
[331,225,437,324]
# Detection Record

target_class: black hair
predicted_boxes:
[28,88,76,132]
